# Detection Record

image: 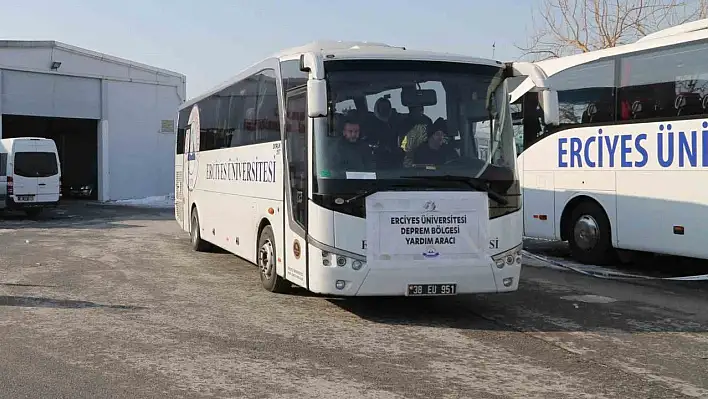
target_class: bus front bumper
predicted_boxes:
[306,253,522,297]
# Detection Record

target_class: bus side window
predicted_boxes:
[0,153,6,176]
[548,59,616,126]
[618,40,708,122]
[255,69,281,143]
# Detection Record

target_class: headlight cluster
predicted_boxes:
[492,245,522,269]
[321,250,365,271]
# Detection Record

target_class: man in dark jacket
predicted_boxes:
[330,117,373,171]
[413,118,458,165]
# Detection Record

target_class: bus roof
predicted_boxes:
[271,40,502,66]
[532,18,708,77]
[180,41,503,110]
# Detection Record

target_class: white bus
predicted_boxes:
[510,19,708,265]
[174,41,558,296]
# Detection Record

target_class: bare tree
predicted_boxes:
[516,0,708,60]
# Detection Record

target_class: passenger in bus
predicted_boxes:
[412,118,458,165]
[330,117,373,171]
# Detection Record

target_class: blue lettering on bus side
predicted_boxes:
[558,122,708,168]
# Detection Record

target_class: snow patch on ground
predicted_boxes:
[108,194,175,209]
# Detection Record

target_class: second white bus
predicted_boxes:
[175,41,558,296]
[511,19,708,265]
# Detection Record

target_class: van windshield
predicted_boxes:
[14,152,58,178]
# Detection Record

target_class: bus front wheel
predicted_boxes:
[190,207,212,252]
[257,225,290,293]
[567,201,616,265]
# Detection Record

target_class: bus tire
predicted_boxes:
[257,225,290,293]
[567,201,616,265]
[190,207,212,252]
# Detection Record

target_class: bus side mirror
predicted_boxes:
[540,90,560,126]
[307,79,328,118]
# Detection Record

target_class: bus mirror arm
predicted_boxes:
[540,90,560,126]
[508,61,560,126]
[307,79,328,118]
[300,53,328,118]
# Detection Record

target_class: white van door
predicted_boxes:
[34,141,61,203]
[10,140,39,203]
[11,140,60,204]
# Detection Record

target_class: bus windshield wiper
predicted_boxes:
[399,175,508,205]
[344,182,421,204]
[345,189,376,204]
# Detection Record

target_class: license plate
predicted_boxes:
[16,195,34,201]
[407,283,457,296]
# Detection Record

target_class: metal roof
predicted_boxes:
[0,40,185,79]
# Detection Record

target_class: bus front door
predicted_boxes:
[185,104,200,233]
[182,125,193,231]
[283,88,309,288]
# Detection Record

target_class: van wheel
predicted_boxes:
[567,201,616,265]
[25,208,42,219]
[190,207,212,252]
[257,225,290,293]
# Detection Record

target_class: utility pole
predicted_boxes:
[492,42,496,58]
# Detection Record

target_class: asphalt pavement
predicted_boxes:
[0,202,706,399]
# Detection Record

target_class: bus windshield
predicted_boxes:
[314,60,516,195]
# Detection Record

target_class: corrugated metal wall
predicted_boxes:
[1,70,101,119]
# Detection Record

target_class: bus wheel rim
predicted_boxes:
[574,215,599,251]
[191,216,198,243]
[259,240,274,278]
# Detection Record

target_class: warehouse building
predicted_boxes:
[0,40,185,201]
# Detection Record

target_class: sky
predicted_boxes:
[0,0,539,99]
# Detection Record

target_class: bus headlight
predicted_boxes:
[319,248,365,271]
[322,250,331,266]
[492,245,523,269]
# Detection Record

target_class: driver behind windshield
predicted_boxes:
[412,118,458,165]
[329,116,373,171]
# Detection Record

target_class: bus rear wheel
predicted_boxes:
[567,201,616,265]
[257,225,290,293]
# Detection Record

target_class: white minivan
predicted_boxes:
[0,137,62,217]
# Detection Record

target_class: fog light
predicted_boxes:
[502,277,513,287]
[336,256,347,267]
[352,260,363,270]
[335,280,345,290]
[323,259,330,266]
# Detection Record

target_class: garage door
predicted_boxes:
[1,70,101,119]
